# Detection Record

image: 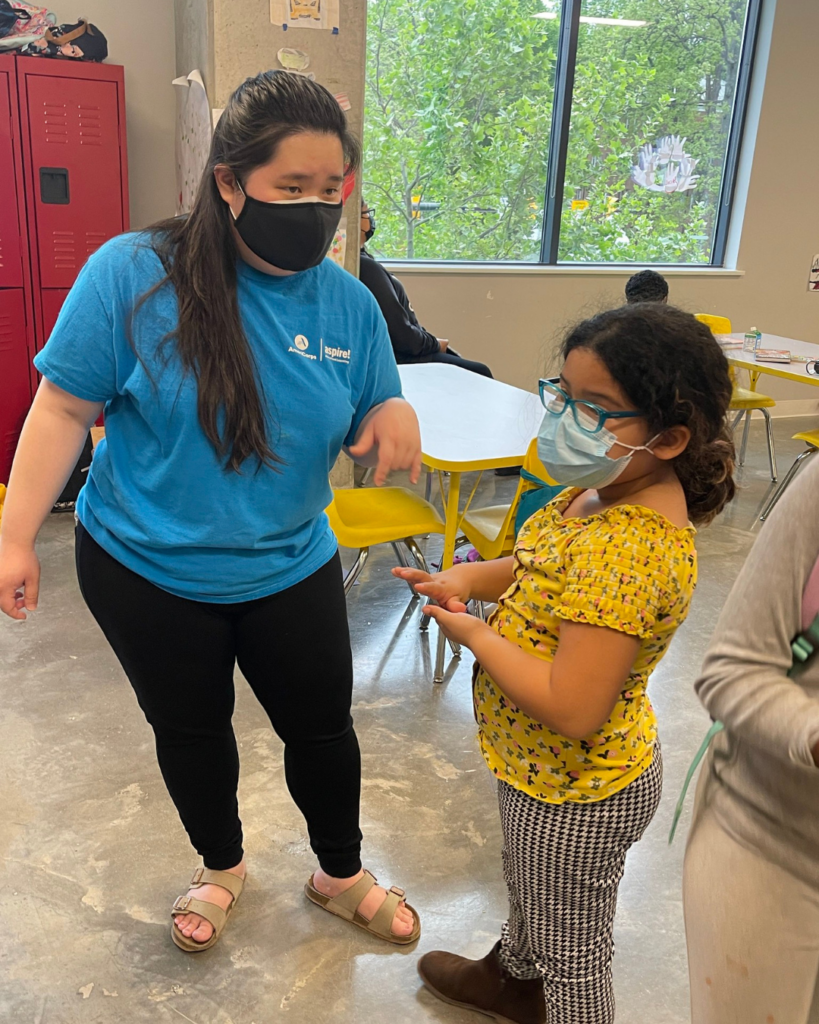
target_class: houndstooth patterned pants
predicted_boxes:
[497,750,663,1024]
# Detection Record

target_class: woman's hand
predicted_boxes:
[391,564,472,612]
[0,541,41,620]
[347,398,422,486]
[422,604,487,647]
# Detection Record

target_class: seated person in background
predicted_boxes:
[625,268,669,304]
[358,202,493,378]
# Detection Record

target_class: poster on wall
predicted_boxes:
[271,0,340,33]
[173,70,213,217]
[808,254,819,292]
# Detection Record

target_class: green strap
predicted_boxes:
[789,614,819,677]
[668,720,723,845]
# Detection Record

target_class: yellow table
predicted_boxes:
[398,363,542,681]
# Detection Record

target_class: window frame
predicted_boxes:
[370,0,764,270]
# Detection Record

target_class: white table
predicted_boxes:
[725,334,819,520]
[399,364,543,681]
[725,332,819,385]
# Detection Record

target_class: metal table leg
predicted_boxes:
[434,471,461,682]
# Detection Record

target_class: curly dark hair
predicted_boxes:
[561,303,736,525]
[625,269,669,304]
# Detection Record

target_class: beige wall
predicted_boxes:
[387,0,819,410]
[48,0,178,229]
[175,0,214,97]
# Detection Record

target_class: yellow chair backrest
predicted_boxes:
[521,436,554,482]
[695,313,732,335]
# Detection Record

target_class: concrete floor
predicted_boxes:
[0,416,809,1024]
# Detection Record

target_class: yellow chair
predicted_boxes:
[326,484,460,655]
[460,439,557,562]
[326,485,446,594]
[695,314,777,481]
[760,429,819,521]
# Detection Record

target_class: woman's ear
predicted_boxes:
[214,165,240,208]
[652,425,691,462]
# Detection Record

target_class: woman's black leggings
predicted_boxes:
[75,523,362,877]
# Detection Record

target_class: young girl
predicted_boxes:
[395,303,735,1023]
[0,71,421,952]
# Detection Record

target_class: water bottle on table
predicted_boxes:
[742,327,762,353]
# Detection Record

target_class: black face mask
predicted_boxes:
[232,187,343,272]
[364,210,376,242]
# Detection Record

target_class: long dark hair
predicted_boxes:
[138,70,360,471]
[561,304,736,525]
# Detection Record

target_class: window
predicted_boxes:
[363,0,761,265]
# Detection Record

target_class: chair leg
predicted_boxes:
[342,548,369,596]
[760,408,777,482]
[760,447,817,521]
[403,538,432,632]
[404,537,430,574]
[424,468,433,503]
[730,409,745,432]
[738,411,751,467]
[404,537,460,656]
[391,542,417,598]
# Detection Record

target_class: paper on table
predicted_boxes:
[271,0,340,32]
[755,349,791,363]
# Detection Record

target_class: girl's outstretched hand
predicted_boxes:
[391,564,471,611]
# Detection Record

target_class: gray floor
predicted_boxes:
[0,416,808,1024]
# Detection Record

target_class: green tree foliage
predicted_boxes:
[363,0,750,263]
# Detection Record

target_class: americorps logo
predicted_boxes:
[288,334,317,360]
[287,335,351,365]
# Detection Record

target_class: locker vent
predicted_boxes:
[0,311,12,352]
[41,102,105,146]
[52,230,77,271]
[85,231,108,257]
[42,102,68,145]
[78,104,102,146]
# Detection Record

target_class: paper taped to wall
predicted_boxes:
[173,70,213,216]
[271,0,340,33]
[809,254,819,292]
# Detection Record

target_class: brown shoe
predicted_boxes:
[418,941,546,1024]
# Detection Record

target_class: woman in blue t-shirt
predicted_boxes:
[0,71,422,951]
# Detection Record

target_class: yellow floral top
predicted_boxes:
[474,489,697,803]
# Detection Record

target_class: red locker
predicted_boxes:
[0,54,34,484]
[0,55,128,482]
[17,56,129,381]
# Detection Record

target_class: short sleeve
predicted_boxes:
[344,302,403,448]
[33,256,117,403]
[555,515,679,639]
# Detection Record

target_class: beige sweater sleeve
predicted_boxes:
[694,458,819,769]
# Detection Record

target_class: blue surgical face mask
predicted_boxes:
[537,408,660,489]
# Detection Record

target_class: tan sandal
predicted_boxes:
[170,866,245,952]
[304,869,421,946]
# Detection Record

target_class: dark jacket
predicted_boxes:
[359,250,440,360]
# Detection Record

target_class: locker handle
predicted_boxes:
[40,167,70,205]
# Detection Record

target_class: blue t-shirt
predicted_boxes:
[34,233,402,602]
